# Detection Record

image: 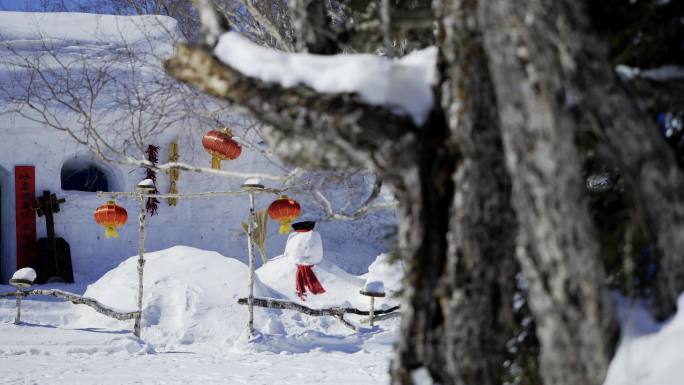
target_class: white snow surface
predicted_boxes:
[137,178,155,187]
[0,11,180,49]
[365,253,404,298]
[72,246,279,349]
[604,294,684,385]
[284,230,324,266]
[214,31,438,125]
[363,281,385,295]
[0,246,400,384]
[616,64,684,82]
[257,254,400,311]
[5,246,684,384]
[11,267,37,282]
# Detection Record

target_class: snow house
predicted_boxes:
[0,11,289,283]
[0,11,387,284]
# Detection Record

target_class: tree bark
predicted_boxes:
[481,1,618,384]
[561,3,684,321]
[390,1,520,385]
[289,0,340,54]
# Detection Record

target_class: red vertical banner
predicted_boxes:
[14,166,36,269]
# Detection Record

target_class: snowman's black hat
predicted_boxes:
[292,221,315,232]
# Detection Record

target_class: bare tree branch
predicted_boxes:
[164,43,419,176]
[0,289,139,321]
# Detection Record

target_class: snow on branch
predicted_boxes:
[0,289,139,321]
[122,158,294,182]
[213,32,437,125]
[165,43,420,171]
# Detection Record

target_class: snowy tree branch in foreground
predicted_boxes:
[164,43,420,171]
[121,158,294,182]
[0,289,139,321]
[237,297,400,330]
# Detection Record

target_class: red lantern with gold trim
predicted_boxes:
[202,128,242,170]
[94,201,128,239]
[268,195,301,234]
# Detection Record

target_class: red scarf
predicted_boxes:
[296,264,326,300]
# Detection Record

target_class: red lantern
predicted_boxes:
[268,195,301,234]
[202,128,242,170]
[94,201,128,239]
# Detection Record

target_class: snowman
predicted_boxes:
[284,221,326,300]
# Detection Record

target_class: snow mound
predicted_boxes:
[604,294,684,385]
[214,31,437,125]
[72,246,276,351]
[257,253,400,310]
[366,253,404,299]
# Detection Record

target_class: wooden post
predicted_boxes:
[134,194,146,338]
[246,192,256,336]
[369,296,375,326]
[360,289,385,328]
[14,290,21,325]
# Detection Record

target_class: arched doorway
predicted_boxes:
[59,154,123,193]
[61,159,110,192]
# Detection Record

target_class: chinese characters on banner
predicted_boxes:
[14,166,36,269]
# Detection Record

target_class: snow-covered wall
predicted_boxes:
[0,11,394,283]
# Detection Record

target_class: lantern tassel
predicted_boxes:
[278,221,292,234]
[105,226,119,239]
[211,156,221,170]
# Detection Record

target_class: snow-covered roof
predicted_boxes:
[0,11,180,49]
[214,31,438,125]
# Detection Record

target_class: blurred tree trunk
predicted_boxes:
[481,0,618,384]
[391,1,519,384]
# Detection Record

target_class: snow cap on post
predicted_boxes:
[10,268,37,288]
[136,178,156,194]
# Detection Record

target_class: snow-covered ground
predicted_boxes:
[0,246,401,384]
[603,295,684,385]
[2,246,684,385]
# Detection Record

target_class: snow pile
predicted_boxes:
[616,64,684,82]
[70,246,402,352]
[11,267,37,282]
[365,252,404,299]
[257,253,400,311]
[214,31,438,125]
[604,294,684,385]
[0,246,401,383]
[258,255,366,308]
[73,246,277,350]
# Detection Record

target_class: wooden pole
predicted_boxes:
[14,289,21,325]
[134,194,146,337]
[246,192,256,336]
[369,296,375,326]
